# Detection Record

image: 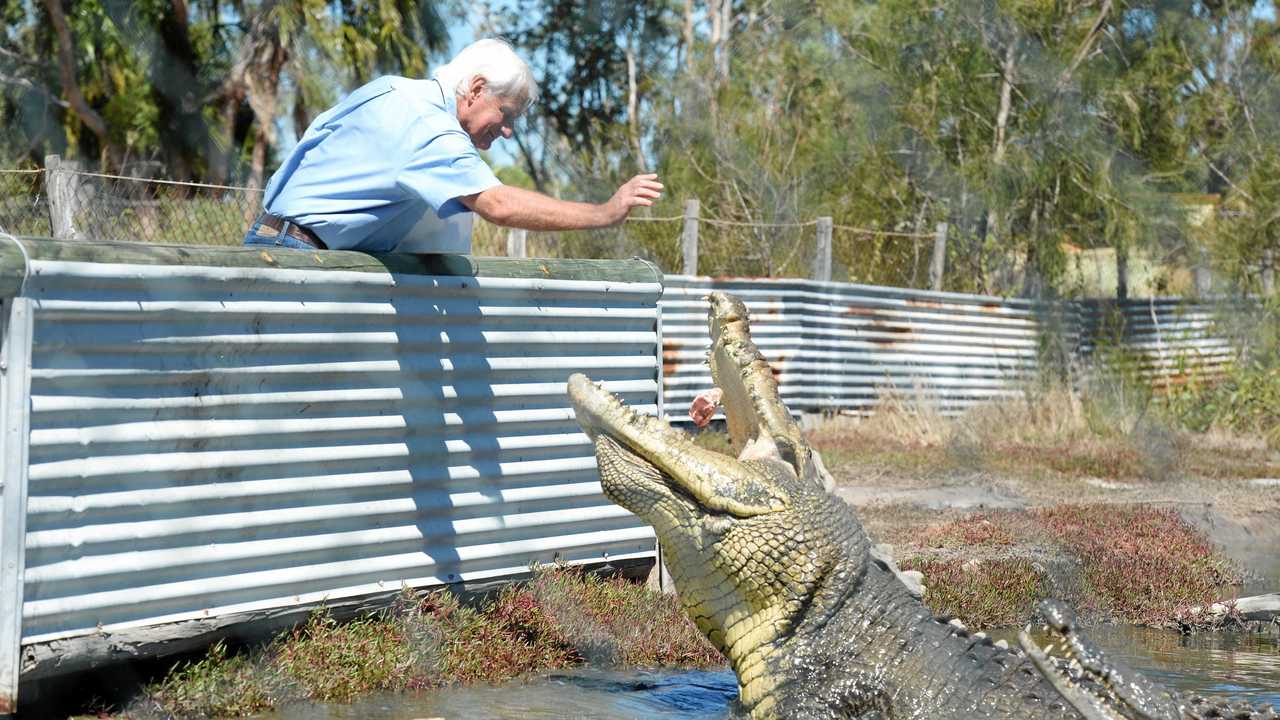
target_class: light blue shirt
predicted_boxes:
[263,75,502,252]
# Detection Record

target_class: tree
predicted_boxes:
[482,0,678,191]
[0,0,451,185]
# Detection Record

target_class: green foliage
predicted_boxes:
[482,0,1279,294]
[273,610,420,702]
[900,556,1047,628]
[1160,322,1280,448]
[0,1,450,180]
[3,0,1277,295]
[1170,361,1280,448]
[142,640,274,719]
[526,566,722,667]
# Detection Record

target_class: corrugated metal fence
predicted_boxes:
[0,239,662,705]
[661,276,1241,419]
[1077,297,1242,385]
[0,244,1249,708]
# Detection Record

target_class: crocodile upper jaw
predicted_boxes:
[566,291,862,714]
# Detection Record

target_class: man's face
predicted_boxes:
[457,76,523,150]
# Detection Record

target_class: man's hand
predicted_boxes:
[689,388,723,428]
[604,174,664,225]
[463,173,663,231]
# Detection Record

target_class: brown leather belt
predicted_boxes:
[255,212,328,249]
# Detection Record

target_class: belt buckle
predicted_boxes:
[280,219,306,246]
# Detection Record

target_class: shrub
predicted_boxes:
[1032,504,1241,626]
[899,556,1046,629]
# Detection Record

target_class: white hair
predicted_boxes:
[434,38,538,112]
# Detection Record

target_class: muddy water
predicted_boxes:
[258,628,1279,719]
[1095,625,1280,707]
[258,668,737,719]
[999,625,1280,709]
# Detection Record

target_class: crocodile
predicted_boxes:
[566,291,1276,720]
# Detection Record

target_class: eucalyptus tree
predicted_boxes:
[466,0,1278,290]
[1169,1,1280,293]
[482,0,679,192]
[219,0,451,187]
[0,0,451,186]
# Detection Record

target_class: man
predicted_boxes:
[244,38,663,252]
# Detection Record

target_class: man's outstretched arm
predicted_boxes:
[460,174,663,231]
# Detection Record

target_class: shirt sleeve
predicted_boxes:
[399,129,502,219]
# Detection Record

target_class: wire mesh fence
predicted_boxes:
[2,161,940,282]
[52,169,262,246]
[0,170,52,237]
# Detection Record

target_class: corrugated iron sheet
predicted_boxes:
[0,235,1253,695]
[0,297,33,712]
[1076,298,1240,385]
[8,241,662,646]
[661,276,1078,417]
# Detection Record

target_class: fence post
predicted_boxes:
[929,222,948,291]
[1261,249,1273,296]
[812,217,832,283]
[681,199,699,275]
[506,227,527,258]
[1192,249,1212,297]
[0,298,33,714]
[1116,247,1129,301]
[44,154,82,241]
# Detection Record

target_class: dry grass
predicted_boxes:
[1032,505,1243,627]
[895,506,1243,630]
[808,380,1279,483]
[124,568,720,719]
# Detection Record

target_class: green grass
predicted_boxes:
[139,641,274,719]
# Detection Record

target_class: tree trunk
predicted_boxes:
[710,0,722,72]
[682,0,695,72]
[224,1,287,190]
[1116,242,1129,301]
[626,41,644,170]
[42,0,114,165]
[1022,199,1042,298]
[983,39,1018,247]
[710,0,732,83]
[717,0,732,82]
[210,89,243,186]
[152,0,211,181]
[513,130,548,193]
[292,93,311,144]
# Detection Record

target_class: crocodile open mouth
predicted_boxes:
[1019,600,1182,720]
[567,372,788,519]
[567,290,842,523]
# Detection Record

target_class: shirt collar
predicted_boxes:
[429,76,457,116]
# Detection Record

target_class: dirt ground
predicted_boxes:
[830,457,1280,597]
[793,415,1280,617]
